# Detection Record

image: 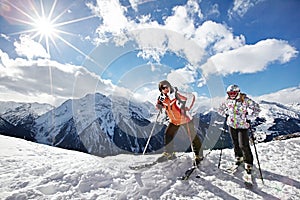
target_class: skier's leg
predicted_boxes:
[185,121,203,157]
[156,123,179,162]
[165,123,180,154]
[184,121,203,166]
[238,129,254,172]
[229,127,243,161]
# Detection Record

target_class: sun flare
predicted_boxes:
[34,17,56,37]
[0,0,95,58]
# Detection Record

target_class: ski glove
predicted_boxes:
[157,94,165,103]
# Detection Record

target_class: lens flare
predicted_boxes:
[0,0,95,58]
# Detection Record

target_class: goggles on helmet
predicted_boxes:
[227,91,238,96]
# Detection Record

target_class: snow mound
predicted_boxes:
[0,135,299,199]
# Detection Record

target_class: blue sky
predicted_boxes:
[0,0,299,107]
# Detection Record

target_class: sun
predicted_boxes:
[1,0,95,58]
[34,17,56,38]
[32,16,58,54]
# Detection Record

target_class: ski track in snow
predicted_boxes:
[0,135,299,200]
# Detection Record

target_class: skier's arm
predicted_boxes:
[218,101,228,117]
[186,93,195,111]
[176,92,196,111]
[246,97,260,120]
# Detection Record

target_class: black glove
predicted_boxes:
[157,94,165,103]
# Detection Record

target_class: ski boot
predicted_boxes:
[244,163,252,174]
[226,157,243,173]
[156,152,176,163]
[243,163,253,187]
[193,155,204,167]
[235,157,243,165]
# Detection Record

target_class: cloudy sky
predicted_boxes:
[0,0,299,107]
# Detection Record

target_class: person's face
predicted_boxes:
[161,85,169,94]
[227,91,238,99]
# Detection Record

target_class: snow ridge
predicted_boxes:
[0,135,299,199]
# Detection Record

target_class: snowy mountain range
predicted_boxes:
[0,93,299,157]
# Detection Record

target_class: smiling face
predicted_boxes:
[161,85,170,94]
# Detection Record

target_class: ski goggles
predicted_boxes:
[227,91,238,96]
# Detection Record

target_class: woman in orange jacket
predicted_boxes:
[156,80,203,166]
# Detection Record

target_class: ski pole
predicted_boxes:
[185,121,197,167]
[249,125,264,184]
[218,115,228,168]
[143,111,161,155]
[217,149,222,169]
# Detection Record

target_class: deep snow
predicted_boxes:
[0,135,299,200]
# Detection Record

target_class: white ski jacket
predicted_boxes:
[218,93,260,129]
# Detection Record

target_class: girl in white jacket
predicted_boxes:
[218,84,260,174]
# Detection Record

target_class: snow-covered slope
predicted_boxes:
[256,100,300,139]
[0,135,299,199]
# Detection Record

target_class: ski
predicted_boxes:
[223,163,242,174]
[129,160,158,170]
[178,166,197,180]
[178,155,206,180]
[222,164,254,188]
[129,153,179,170]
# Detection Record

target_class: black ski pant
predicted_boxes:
[229,127,253,165]
[164,121,203,157]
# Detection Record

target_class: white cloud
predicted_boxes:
[194,21,245,54]
[200,39,298,77]
[165,6,195,38]
[257,86,300,105]
[128,0,139,11]
[89,0,135,45]
[14,35,50,59]
[228,0,264,18]
[127,0,157,12]
[0,51,116,106]
[0,33,10,41]
[90,0,207,64]
[167,65,196,90]
[207,4,220,18]
[164,0,203,38]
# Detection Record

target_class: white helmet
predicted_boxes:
[226,84,240,93]
[226,84,240,99]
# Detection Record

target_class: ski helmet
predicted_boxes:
[158,80,174,93]
[226,84,240,92]
[226,84,240,99]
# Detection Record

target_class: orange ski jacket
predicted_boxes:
[157,91,195,125]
